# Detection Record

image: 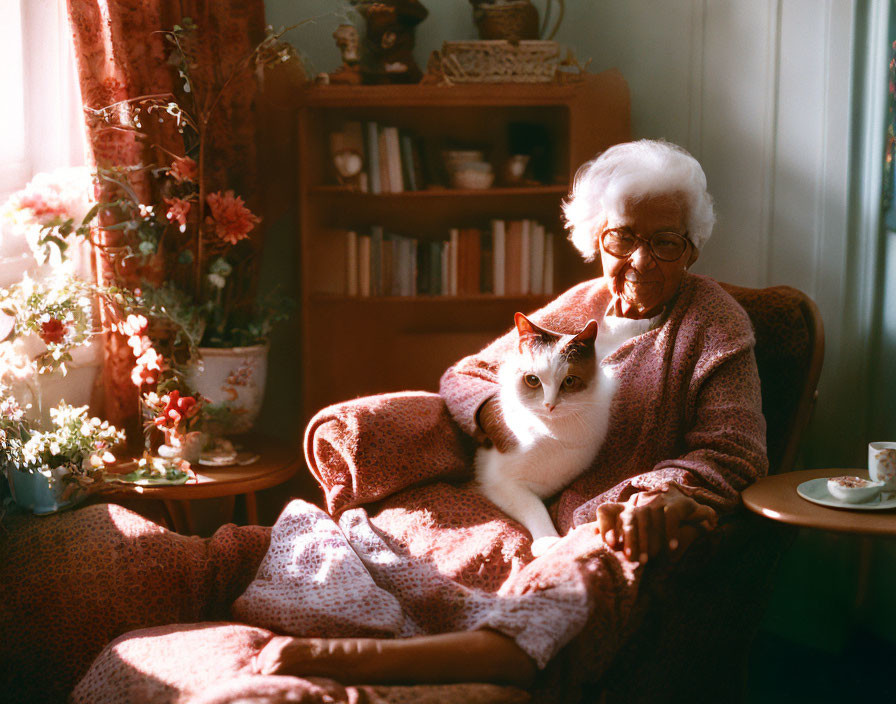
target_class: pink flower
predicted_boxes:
[169,156,198,183]
[164,196,192,231]
[121,314,148,336]
[39,318,67,345]
[127,334,152,357]
[131,347,162,388]
[205,190,260,245]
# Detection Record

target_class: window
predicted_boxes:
[0,0,86,201]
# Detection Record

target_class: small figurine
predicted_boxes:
[351,1,429,85]
[317,24,362,85]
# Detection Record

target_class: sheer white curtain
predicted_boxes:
[0,0,85,201]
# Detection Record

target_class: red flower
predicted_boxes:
[164,196,192,231]
[153,390,199,431]
[205,190,260,245]
[169,156,198,183]
[39,318,67,345]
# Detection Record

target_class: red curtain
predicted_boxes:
[66,0,265,432]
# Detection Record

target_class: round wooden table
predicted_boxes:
[102,435,302,534]
[742,468,896,536]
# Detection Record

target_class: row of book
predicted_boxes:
[330,121,431,194]
[344,219,555,298]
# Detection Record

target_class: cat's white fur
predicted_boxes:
[475,323,618,557]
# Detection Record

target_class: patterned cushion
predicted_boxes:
[0,503,270,703]
[305,391,475,515]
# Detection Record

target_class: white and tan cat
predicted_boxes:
[475,313,617,556]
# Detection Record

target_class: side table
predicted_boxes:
[742,468,896,536]
[743,467,896,619]
[102,435,302,534]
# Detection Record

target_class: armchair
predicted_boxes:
[0,284,823,704]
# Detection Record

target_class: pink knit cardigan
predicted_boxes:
[440,272,769,530]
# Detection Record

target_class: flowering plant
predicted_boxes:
[0,385,124,481]
[0,166,95,274]
[0,273,98,376]
[38,18,298,361]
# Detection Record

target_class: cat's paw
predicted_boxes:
[531,536,561,557]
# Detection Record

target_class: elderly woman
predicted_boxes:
[253,140,767,684]
[442,138,768,563]
[57,141,765,702]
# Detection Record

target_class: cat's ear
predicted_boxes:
[514,313,559,350]
[562,319,598,358]
[570,319,598,344]
[514,312,538,337]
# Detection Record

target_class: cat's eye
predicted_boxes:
[563,375,581,389]
[523,374,541,388]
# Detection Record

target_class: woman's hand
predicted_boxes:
[596,486,717,563]
[477,397,516,453]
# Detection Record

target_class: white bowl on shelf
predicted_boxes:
[443,149,485,174]
[450,161,495,189]
[826,475,885,503]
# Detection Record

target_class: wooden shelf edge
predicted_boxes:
[309,294,553,305]
[310,185,569,197]
[295,71,624,108]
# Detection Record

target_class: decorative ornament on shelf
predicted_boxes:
[425,0,579,85]
[350,0,429,84]
[317,24,363,85]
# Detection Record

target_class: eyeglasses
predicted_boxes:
[599,228,690,262]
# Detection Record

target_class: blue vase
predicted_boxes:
[7,467,79,515]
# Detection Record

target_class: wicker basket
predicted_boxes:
[438,40,560,84]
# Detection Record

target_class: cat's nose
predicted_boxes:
[544,402,555,412]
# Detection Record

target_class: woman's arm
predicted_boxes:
[594,346,768,562]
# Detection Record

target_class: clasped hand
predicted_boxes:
[596,486,717,563]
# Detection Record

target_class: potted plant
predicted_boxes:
[0,387,124,514]
[40,19,299,444]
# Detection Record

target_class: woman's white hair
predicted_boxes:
[562,139,715,261]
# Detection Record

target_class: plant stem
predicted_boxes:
[196,126,206,302]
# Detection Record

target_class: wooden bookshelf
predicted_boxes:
[296,71,630,419]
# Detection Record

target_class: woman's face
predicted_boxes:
[598,193,698,319]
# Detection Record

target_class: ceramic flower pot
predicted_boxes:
[9,336,102,424]
[6,466,82,515]
[187,344,269,436]
[157,430,207,464]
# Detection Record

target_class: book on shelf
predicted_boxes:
[491,219,506,296]
[349,121,432,193]
[529,222,545,295]
[519,219,531,295]
[399,132,417,192]
[382,126,404,193]
[340,221,554,298]
[505,220,523,296]
[448,228,459,296]
[365,121,381,195]
[358,234,371,297]
[346,230,358,296]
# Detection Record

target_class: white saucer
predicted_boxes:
[797,478,896,511]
